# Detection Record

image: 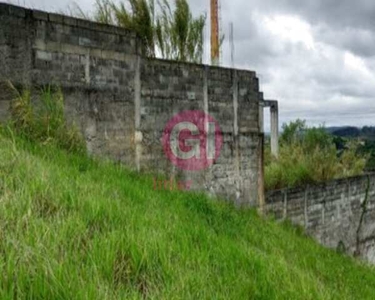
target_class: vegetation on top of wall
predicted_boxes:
[4,82,86,155]
[71,0,207,63]
[265,119,368,190]
[359,140,375,171]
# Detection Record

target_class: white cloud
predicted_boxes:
[263,14,315,50]
[344,52,374,78]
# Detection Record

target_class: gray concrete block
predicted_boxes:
[0,3,10,15]
[63,16,77,27]
[8,5,25,18]
[49,13,63,24]
[32,9,48,21]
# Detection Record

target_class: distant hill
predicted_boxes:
[326,126,375,139]
[326,126,375,171]
[326,126,361,138]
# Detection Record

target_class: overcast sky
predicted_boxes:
[4,0,375,128]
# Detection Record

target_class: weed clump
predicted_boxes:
[7,82,86,155]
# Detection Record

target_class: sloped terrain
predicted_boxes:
[0,132,374,299]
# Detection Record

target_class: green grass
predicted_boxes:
[0,131,375,299]
[265,120,368,190]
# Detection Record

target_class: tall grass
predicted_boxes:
[1,90,375,298]
[265,120,368,190]
[0,128,374,299]
[6,83,86,155]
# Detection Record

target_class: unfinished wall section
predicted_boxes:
[0,3,139,166]
[265,174,375,263]
[0,4,262,206]
[138,59,260,204]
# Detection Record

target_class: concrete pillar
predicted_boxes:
[134,55,142,171]
[270,102,279,158]
[232,70,242,205]
[258,99,265,213]
[258,133,265,214]
[259,100,264,133]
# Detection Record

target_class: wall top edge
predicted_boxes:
[266,172,375,198]
[143,57,257,76]
[0,3,257,75]
[0,2,136,38]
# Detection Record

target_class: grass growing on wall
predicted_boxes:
[0,130,375,299]
[265,120,368,190]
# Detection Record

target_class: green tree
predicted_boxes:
[280,119,306,145]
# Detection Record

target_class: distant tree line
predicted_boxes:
[328,126,375,139]
[328,126,375,171]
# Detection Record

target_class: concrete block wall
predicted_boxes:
[138,59,260,205]
[0,3,139,166]
[266,174,375,263]
[0,4,262,206]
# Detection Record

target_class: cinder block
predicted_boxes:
[0,3,10,15]
[50,42,64,53]
[8,4,25,18]
[76,19,92,31]
[60,43,85,55]
[36,50,52,61]
[33,39,46,51]
[32,10,48,21]
[63,16,77,27]
[79,37,93,47]
[90,49,102,59]
[49,13,63,24]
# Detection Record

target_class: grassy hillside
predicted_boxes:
[0,131,375,299]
